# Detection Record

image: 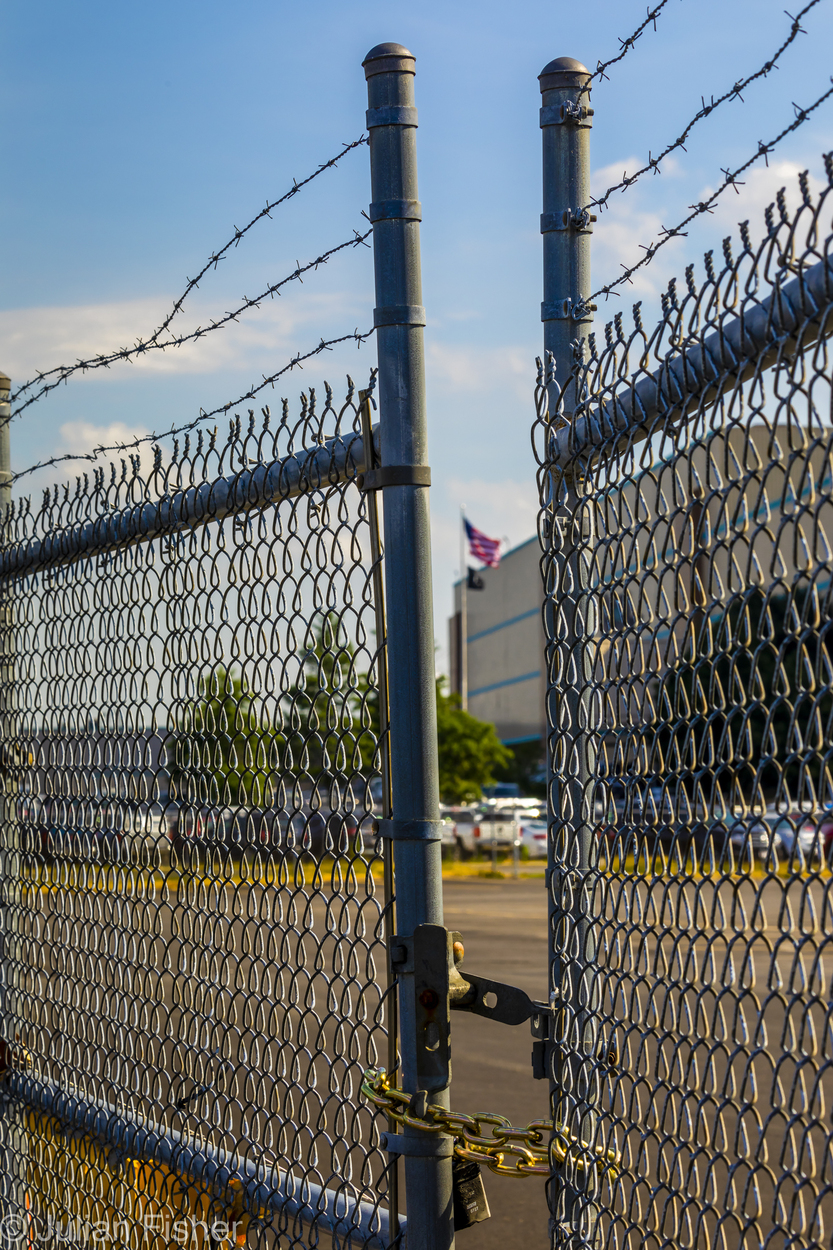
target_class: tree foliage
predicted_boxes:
[167,666,279,807]
[436,678,513,805]
[167,615,381,808]
[168,625,511,811]
[281,613,380,782]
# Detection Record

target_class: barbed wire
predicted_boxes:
[585,75,833,308]
[8,228,372,422]
[588,0,823,214]
[579,0,679,97]
[9,135,369,413]
[11,327,374,483]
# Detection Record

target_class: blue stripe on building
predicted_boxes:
[469,671,540,698]
[467,607,539,644]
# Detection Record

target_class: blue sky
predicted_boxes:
[3,0,833,670]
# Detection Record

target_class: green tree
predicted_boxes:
[281,613,381,784]
[168,666,280,807]
[436,678,513,804]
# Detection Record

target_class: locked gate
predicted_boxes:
[1,33,833,1250]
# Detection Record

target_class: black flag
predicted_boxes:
[467,567,485,591]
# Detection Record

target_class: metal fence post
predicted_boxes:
[363,43,454,1250]
[540,57,594,405]
[0,372,21,1228]
[539,58,601,1247]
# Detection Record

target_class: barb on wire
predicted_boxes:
[11,327,374,483]
[579,0,678,96]
[10,135,369,410]
[9,229,372,421]
[585,75,833,307]
[589,0,822,213]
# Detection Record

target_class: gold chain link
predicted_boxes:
[361,1067,619,1179]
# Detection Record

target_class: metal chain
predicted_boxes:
[361,1067,619,1179]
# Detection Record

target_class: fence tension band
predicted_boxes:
[373,304,426,327]
[375,816,442,841]
[380,1132,453,1159]
[369,199,422,222]
[366,105,418,128]
[359,466,431,492]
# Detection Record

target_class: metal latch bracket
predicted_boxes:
[388,924,548,1092]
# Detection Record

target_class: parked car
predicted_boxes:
[517,815,548,859]
[791,805,833,863]
[707,816,775,868]
[22,797,127,863]
[472,807,532,850]
[482,783,522,800]
[172,804,362,861]
[443,806,480,857]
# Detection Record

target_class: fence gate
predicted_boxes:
[0,41,454,1250]
[3,33,833,1250]
[537,55,833,1250]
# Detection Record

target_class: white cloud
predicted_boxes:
[700,158,824,233]
[18,417,163,499]
[57,418,150,458]
[426,341,532,399]
[586,152,830,337]
[0,290,363,386]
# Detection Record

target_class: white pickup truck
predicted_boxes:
[447,801,544,857]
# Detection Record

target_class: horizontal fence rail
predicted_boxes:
[7,1072,400,1248]
[551,251,833,470]
[0,425,380,579]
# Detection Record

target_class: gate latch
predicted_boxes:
[389,923,548,1092]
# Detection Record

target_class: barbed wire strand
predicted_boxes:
[588,0,823,214]
[579,0,679,96]
[587,75,833,307]
[8,229,372,423]
[9,135,369,410]
[11,327,374,484]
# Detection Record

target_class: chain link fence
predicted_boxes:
[0,381,398,1249]
[536,162,833,1248]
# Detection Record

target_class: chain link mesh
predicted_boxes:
[0,379,395,1249]
[535,161,833,1248]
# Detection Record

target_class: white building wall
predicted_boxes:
[449,536,544,744]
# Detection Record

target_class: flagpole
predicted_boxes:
[460,505,468,711]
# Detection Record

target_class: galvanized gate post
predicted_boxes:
[0,372,21,1228]
[363,43,454,1250]
[539,58,601,1247]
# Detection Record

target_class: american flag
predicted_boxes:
[464,518,501,568]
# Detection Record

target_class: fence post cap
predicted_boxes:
[539,57,590,91]
[0,372,9,396]
[363,43,415,77]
